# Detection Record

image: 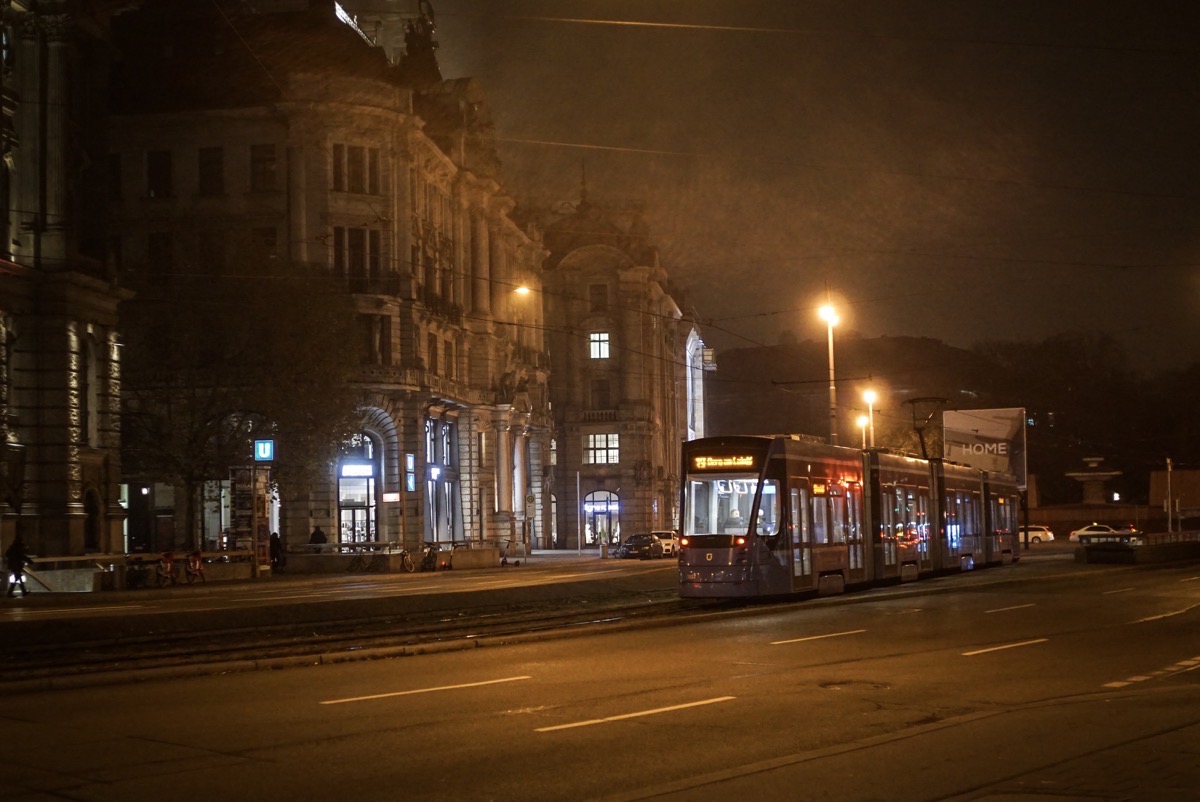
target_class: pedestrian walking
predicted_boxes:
[5,533,33,597]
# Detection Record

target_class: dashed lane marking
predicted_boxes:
[962,638,1048,656]
[536,696,736,732]
[772,629,867,646]
[320,675,532,705]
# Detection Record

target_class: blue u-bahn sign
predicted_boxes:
[254,439,275,462]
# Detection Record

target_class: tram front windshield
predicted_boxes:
[685,475,779,537]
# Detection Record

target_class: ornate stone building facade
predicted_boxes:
[0,1,128,557]
[541,197,707,548]
[108,2,551,553]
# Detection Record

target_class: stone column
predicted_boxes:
[512,422,528,517]
[41,15,71,264]
[492,407,513,513]
[471,210,490,314]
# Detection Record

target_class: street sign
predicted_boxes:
[254,439,275,462]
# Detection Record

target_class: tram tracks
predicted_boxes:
[0,591,729,691]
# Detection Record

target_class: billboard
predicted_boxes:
[943,408,1027,490]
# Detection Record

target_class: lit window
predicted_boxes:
[584,433,619,465]
[589,332,610,359]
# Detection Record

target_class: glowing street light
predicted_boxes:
[863,388,877,447]
[856,415,869,449]
[818,304,838,445]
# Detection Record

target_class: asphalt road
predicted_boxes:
[4,547,1200,800]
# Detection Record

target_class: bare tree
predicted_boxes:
[121,249,360,549]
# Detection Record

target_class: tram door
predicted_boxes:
[789,483,812,590]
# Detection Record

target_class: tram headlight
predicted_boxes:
[735,537,746,546]
[679,536,689,547]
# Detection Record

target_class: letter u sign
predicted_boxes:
[254,439,275,462]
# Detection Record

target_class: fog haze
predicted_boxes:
[433,1,1200,372]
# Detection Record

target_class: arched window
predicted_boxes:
[338,432,379,543]
[583,490,620,546]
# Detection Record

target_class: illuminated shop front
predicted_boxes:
[338,434,379,543]
[425,416,460,544]
[583,490,620,546]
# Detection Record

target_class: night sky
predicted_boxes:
[432,1,1200,373]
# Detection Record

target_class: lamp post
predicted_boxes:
[818,305,838,445]
[863,389,877,447]
[856,415,869,449]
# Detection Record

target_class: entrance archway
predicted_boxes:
[583,490,620,546]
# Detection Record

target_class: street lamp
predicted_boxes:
[856,415,869,449]
[818,304,838,445]
[863,389,876,447]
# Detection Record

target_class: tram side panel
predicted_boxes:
[934,461,988,571]
[870,452,937,582]
[787,443,866,595]
[983,472,1021,565]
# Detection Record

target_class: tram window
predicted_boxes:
[757,480,780,535]
[831,496,846,544]
[883,485,892,542]
[917,491,930,547]
[962,493,979,535]
[687,480,714,535]
[852,487,864,542]
[811,498,828,545]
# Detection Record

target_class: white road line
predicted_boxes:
[536,696,736,732]
[1180,576,1200,582]
[1104,656,1200,688]
[1134,601,1200,623]
[1103,587,1135,595]
[962,638,1048,656]
[985,603,1035,614]
[320,675,532,705]
[772,629,866,645]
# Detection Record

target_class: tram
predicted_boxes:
[678,435,1020,599]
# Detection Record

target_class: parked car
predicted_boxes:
[652,530,680,557]
[616,533,664,559]
[1020,525,1056,544]
[1069,523,1118,542]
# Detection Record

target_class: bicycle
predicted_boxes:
[419,542,439,572]
[398,547,416,573]
[185,551,206,583]
[155,552,177,587]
